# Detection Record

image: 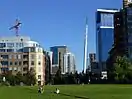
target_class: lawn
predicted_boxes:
[0,84,132,99]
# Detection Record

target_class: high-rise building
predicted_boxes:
[107,4,132,80]
[64,52,76,74]
[44,51,53,84]
[96,9,118,72]
[0,36,45,85]
[83,17,88,73]
[107,4,132,68]
[50,45,68,74]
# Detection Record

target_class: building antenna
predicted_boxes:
[9,19,22,37]
[83,17,88,73]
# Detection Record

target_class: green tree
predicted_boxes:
[15,72,23,85]
[114,56,132,83]
[24,68,36,85]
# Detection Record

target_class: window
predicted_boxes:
[31,54,35,59]
[14,67,17,71]
[38,61,41,65]
[14,55,17,59]
[30,48,35,52]
[9,55,13,59]
[7,43,14,47]
[16,43,19,47]
[23,67,27,71]
[38,75,41,79]
[1,61,8,66]
[10,62,13,65]
[7,49,14,52]
[18,67,21,71]
[0,43,6,48]
[0,49,5,52]
[1,55,8,59]
[18,54,21,59]
[9,67,12,71]
[19,62,22,65]
[31,61,34,65]
[15,62,17,65]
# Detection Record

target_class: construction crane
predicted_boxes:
[9,19,22,37]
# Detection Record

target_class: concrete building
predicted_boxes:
[107,4,132,71]
[0,36,45,85]
[50,45,68,74]
[44,51,53,84]
[64,52,76,74]
[96,9,118,72]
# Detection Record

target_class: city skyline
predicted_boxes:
[0,0,121,72]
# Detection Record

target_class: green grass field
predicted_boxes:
[0,85,132,99]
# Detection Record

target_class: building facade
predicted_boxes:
[50,45,68,74]
[0,36,45,85]
[96,9,118,72]
[89,53,96,65]
[64,52,76,74]
[108,4,132,65]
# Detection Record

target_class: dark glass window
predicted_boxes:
[99,28,114,62]
[1,61,8,66]
[10,62,13,65]
[31,61,34,65]
[7,49,14,52]
[19,62,22,65]
[0,49,5,52]
[15,62,17,65]
[0,43,6,48]
[50,47,58,64]
[1,55,8,59]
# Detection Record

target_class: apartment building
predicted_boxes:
[0,36,45,85]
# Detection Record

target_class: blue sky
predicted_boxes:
[0,0,122,72]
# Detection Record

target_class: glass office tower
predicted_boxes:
[96,9,118,71]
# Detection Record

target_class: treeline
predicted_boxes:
[0,69,36,86]
[46,69,103,85]
[46,56,132,85]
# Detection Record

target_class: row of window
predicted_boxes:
[0,54,28,59]
[0,43,24,48]
[0,48,42,53]
[100,13,114,27]
[1,67,42,73]
[0,61,41,66]
[0,54,42,60]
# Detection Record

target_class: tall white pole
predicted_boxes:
[83,17,88,73]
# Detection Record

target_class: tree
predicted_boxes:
[113,56,132,83]
[15,72,23,85]
[24,68,36,85]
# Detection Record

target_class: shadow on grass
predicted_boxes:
[59,93,89,99]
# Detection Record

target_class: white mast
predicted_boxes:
[83,17,88,73]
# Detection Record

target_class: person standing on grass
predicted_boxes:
[38,85,43,93]
[55,88,60,94]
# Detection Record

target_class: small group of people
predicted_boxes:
[38,85,60,94]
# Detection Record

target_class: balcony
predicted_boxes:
[23,55,28,60]
[23,61,28,66]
